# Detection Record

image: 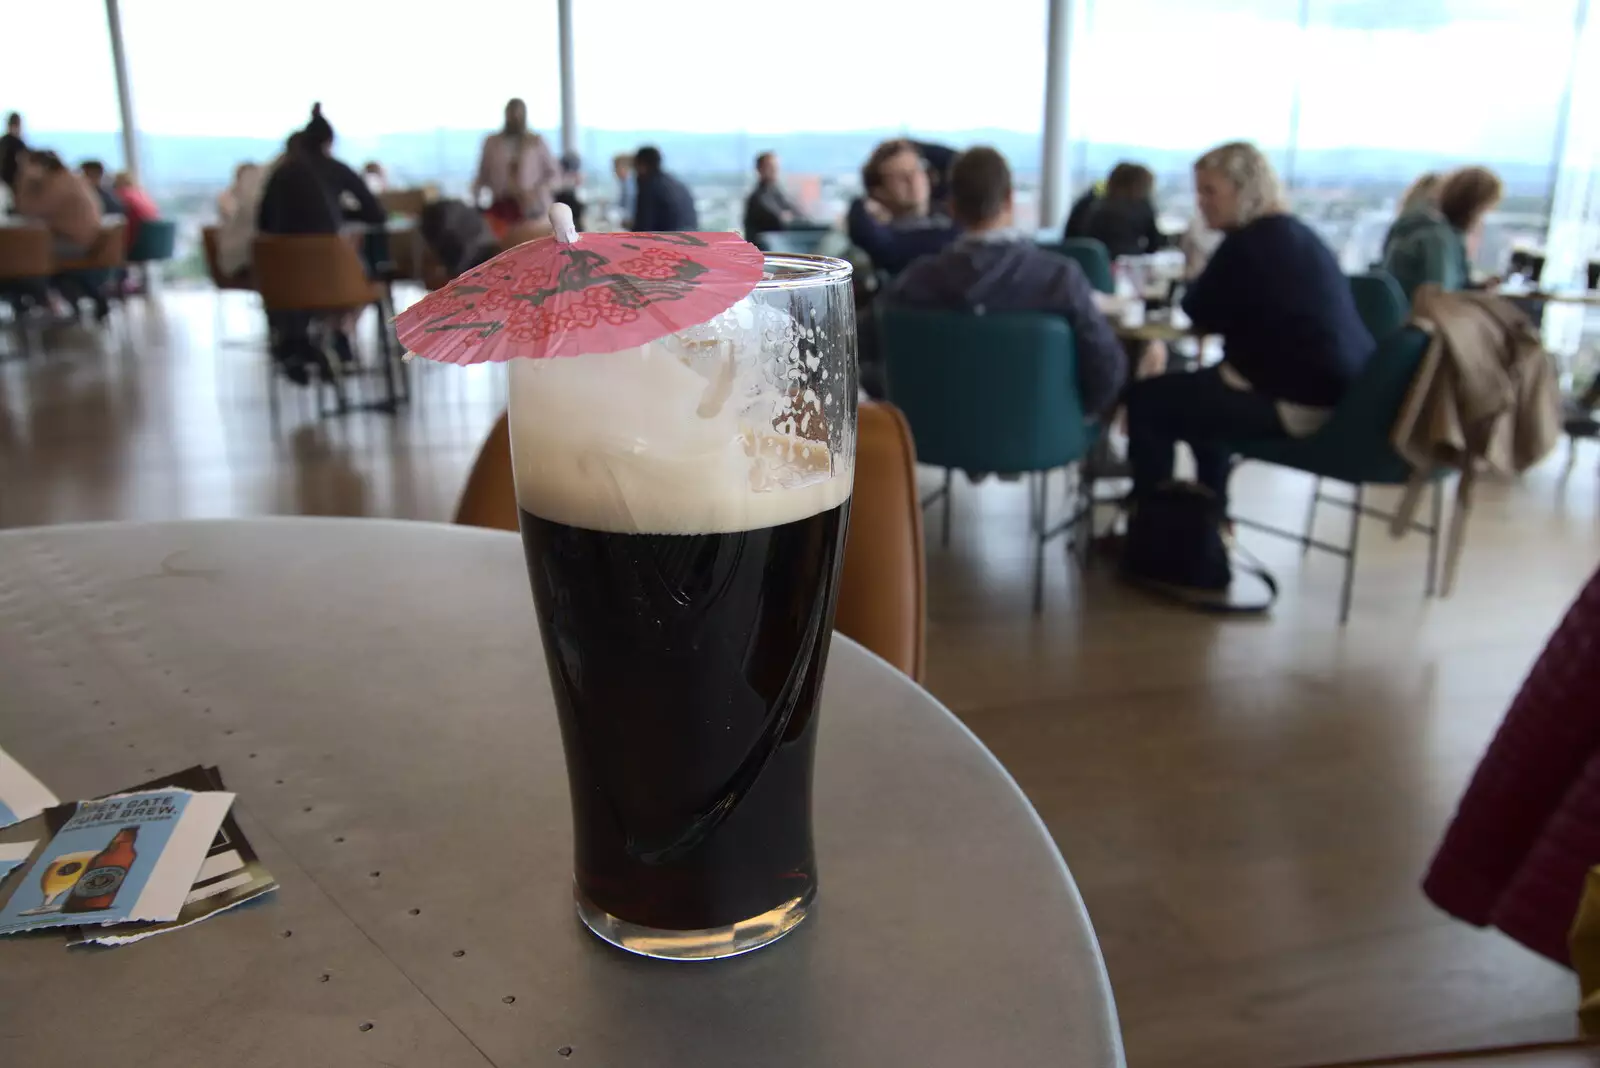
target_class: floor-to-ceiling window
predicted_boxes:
[1063,0,1582,272]
[1296,0,1579,271]
[116,0,560,279]
[0,2,123,173]
[1065,0,1303,232]
[572,0,1046,232]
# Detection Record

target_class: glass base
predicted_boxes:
[575,883,814,961]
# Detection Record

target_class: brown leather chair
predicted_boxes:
[379,188,429,217]
[0,224,53,283]
[834,401,925,680]
[453,413,519,534]
[453,400,927,681]
[0,225,54,355]
[385,227,452,290]
[202,226,254,292]
[53,221,127,273]
[252,234,398,412]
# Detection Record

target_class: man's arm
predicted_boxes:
[331,159,386,224]
[847,199,952,274]
[1049,258,1127,416]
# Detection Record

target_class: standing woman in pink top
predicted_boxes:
[472,97,558,232]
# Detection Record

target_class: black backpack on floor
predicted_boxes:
[1120,482,1277,614]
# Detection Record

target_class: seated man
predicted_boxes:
[631,146,698,232]
[78,159,123,217]
[743,151,807,238]
[886,146,1128,419]
[846,139,958,275]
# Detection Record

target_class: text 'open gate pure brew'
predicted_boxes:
[510,254,857,960]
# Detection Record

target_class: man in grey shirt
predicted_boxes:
[887,146,1128,418]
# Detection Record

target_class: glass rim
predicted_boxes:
[757,253,853,290]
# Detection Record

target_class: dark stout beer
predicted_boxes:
[520,499,849,932]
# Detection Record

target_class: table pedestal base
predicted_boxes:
[576,883,814,961]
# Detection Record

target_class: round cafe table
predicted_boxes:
[0,519,1123,1067]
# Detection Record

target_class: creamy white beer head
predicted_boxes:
[508,300,853,535]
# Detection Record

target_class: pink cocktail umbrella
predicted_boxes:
[394,205,764,364]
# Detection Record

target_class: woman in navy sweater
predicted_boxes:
[1126,141,1374,509]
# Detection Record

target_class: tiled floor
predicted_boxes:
[4,288,1599,1066]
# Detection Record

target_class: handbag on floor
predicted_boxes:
[1120,481,1277,614]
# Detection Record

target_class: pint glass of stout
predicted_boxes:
[509,254,857,960]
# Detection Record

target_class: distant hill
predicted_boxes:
[25,127,1551,196]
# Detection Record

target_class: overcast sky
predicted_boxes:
[0,0,1580,162]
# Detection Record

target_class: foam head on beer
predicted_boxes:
[508,299,853,535]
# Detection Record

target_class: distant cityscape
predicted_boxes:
[24,126,1562,287]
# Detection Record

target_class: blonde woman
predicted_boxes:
[1380,171,1443,260]
[1381,165,1502,302]
[1125,141,1375,510]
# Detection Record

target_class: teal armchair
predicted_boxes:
[1040,237,1115,294]
[1348,270,1408,341]
[880,307,1097,611]
[1229,326,1445,623]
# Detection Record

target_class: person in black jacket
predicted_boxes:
[257,104,385,239]
[742,151,807,238]
[1125,141,1374,509]
[257,105,387,384]
[630,146,698,232]
[0,112,26,200]
[1079,162,1167,259]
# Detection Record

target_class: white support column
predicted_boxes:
[104,0,141,181]
[1540,0,1599,366]
[1039,0,1073,230]
[557,0,578,159]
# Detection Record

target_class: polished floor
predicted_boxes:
[4,290,1599,1067]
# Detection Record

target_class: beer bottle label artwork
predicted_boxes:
[0,788,237,934]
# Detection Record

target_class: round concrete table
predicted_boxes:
[0,519,1123,1067]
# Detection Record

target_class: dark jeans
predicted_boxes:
[1126,366,1288,509]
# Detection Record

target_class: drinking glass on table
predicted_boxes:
[507,254,858,960]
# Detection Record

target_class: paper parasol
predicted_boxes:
[393,205,764,364]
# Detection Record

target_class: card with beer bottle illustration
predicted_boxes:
[68,765,278,946]
[0,785,233,934]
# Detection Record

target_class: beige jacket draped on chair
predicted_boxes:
[1391,285,1562,593]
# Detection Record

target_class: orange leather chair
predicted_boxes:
[0,224,52,283]
[378,188,430,217]
[453,400,926,681]
[202,226,254,292]
[54,221,127,273]
[252,234,401,413]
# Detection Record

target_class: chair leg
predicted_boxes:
[1033,523,1047,614]
[1078,468,1095,567]
[1339,484,1364,625]
[267,356,280,428]
[1301,477,1322,555]
[1426,477,1443,598]
[941,468,953,548]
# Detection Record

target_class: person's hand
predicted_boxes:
[863,198,892,224]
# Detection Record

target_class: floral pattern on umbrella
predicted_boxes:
[394,230,765,364]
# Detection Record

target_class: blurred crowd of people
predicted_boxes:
[1,109,164,322]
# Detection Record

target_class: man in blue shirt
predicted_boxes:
[847,139,959,276]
